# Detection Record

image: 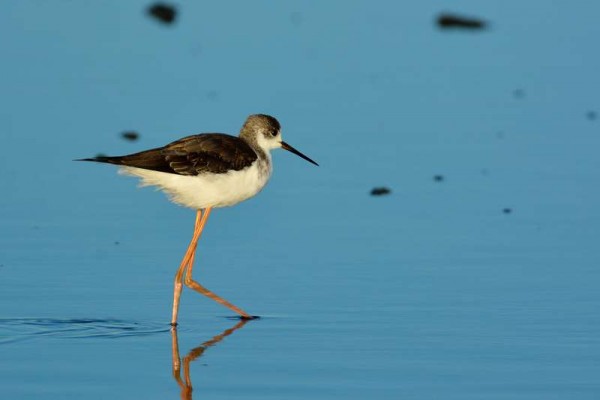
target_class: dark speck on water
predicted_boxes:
[433,175,444,182]
[586,110,597,120]
[206,90,219,101]
[436,13,487,30]
[370,187,391,196]
[290,11,303,26]
[148,3,177,25]
[513,88,525,99]
[121,131,140,142]
[503,208,513,214]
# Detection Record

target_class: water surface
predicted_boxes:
[1,1,599,399]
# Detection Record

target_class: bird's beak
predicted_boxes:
[281,141,319,166]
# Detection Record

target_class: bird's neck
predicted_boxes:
[240,135,272,173]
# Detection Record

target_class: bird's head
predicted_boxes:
[240,114,318,166]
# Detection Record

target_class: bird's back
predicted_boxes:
[81,133,259,176]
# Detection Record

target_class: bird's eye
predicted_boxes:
[271,130,279,137]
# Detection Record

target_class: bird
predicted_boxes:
[77,114,318,325]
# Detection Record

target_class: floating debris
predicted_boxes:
[586,110,597,121]
[433,175,445,182]
[437,13,487,30]
[502,208,512,214]
[370,187,391,196]
[121,131,140,142]
[513,88,525,99]
[290,11,303,27]
[206,90,219,101]
[148,3,177,25]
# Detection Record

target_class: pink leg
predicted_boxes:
[171,209,204,326]
[183,208,252,318]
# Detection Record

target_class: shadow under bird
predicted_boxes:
[77,114,318,325]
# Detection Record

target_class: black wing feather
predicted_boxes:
[77,133,258,176]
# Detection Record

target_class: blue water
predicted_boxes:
[1,1,600,398]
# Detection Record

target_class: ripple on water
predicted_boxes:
[0,318,170,344]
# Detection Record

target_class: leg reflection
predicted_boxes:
[171,319,251,399]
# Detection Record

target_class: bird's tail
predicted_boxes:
[76,147,173,173]
[74,156,126,165]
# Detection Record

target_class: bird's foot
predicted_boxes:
[226,315,260,320]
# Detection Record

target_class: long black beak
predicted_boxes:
[281,141,319,166]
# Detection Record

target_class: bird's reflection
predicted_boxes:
[171,319,251,399]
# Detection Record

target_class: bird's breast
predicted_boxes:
[120,156,272,209]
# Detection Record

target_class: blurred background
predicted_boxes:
[1,1,599,399]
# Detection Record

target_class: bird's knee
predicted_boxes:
[183,274,194,287]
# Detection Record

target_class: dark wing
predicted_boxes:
[163,134,259,175]
[77,133,258,176]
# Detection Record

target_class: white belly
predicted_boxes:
[120,160,271,209]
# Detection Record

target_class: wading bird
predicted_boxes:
[78,114,317,325]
